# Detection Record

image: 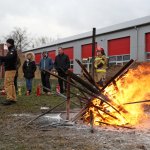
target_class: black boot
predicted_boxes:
[29,90,31,94]
[1,100,16,105]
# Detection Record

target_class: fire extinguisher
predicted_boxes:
[36,84,41,96]
[56,84,60,93]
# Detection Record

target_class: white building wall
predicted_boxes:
[24,20,150,74]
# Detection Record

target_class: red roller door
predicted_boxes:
[82,43,97,58]
[48,50,56,60]
[63,47,73,60]
[35,53,41,64]
[63,47,74,72]
[146,33,150,52]
[108,37,130,56]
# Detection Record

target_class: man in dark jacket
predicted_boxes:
[39,51,53,95]
[0,39,17,105]
[54,47,70,93]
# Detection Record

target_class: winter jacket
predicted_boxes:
[22,60,37,79]
[94,55,107,73]
[54,53,70,72]
[39,57,53,71]
[0,46,17,71]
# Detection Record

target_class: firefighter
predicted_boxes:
[94,48,107,87]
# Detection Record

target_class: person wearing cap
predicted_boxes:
[94,48,107,87]
[54,47,70,94]
[0,38,17,105]
[39,51,53,95]
[22,52,36,95]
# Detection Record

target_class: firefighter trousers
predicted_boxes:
[4,70,16,101]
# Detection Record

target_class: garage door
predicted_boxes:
[145,33,150,60]
[146,33,150,52]
[63,47,73,60]
[108,37,130,65]
[108,37,130,56]
[48,50,56,61]
[35,53,41,64]
[82,43,97,59]
[63,47,74,71]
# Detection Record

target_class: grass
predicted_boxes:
[0,79,82,150]
[0,79,80,115]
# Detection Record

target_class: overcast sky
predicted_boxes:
[0,0,150,40]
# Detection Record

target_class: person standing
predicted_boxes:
[39,51,53,95]
[54,47,70,93]
[0,39,17,105]
[22,52,36,95]
[94,48,107,87]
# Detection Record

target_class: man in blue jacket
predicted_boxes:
[39,51,53,95]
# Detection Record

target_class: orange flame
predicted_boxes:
[84,63,150,127]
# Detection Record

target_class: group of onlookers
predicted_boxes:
[22,47,70,96]
[0,39,70,105]
[0,38,107,105]
[22,46,107,96]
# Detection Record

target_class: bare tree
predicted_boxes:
[4,27,31,51]
[4,27,60,50]
[32,36,56,48]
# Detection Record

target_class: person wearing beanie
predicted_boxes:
[6,39,14,46]
[0,38,17,105]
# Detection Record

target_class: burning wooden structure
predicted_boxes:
[26,59,150,130]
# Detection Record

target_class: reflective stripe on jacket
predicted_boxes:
[96,69,106,73]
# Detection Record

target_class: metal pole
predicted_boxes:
[66,74,71,120]
[92,28,96,78]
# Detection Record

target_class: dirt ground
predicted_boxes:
[0,63,150,150]
[0,109,150,150]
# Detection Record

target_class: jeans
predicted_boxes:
[26,78,33,92]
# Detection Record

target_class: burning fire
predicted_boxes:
[84,63,150,127]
